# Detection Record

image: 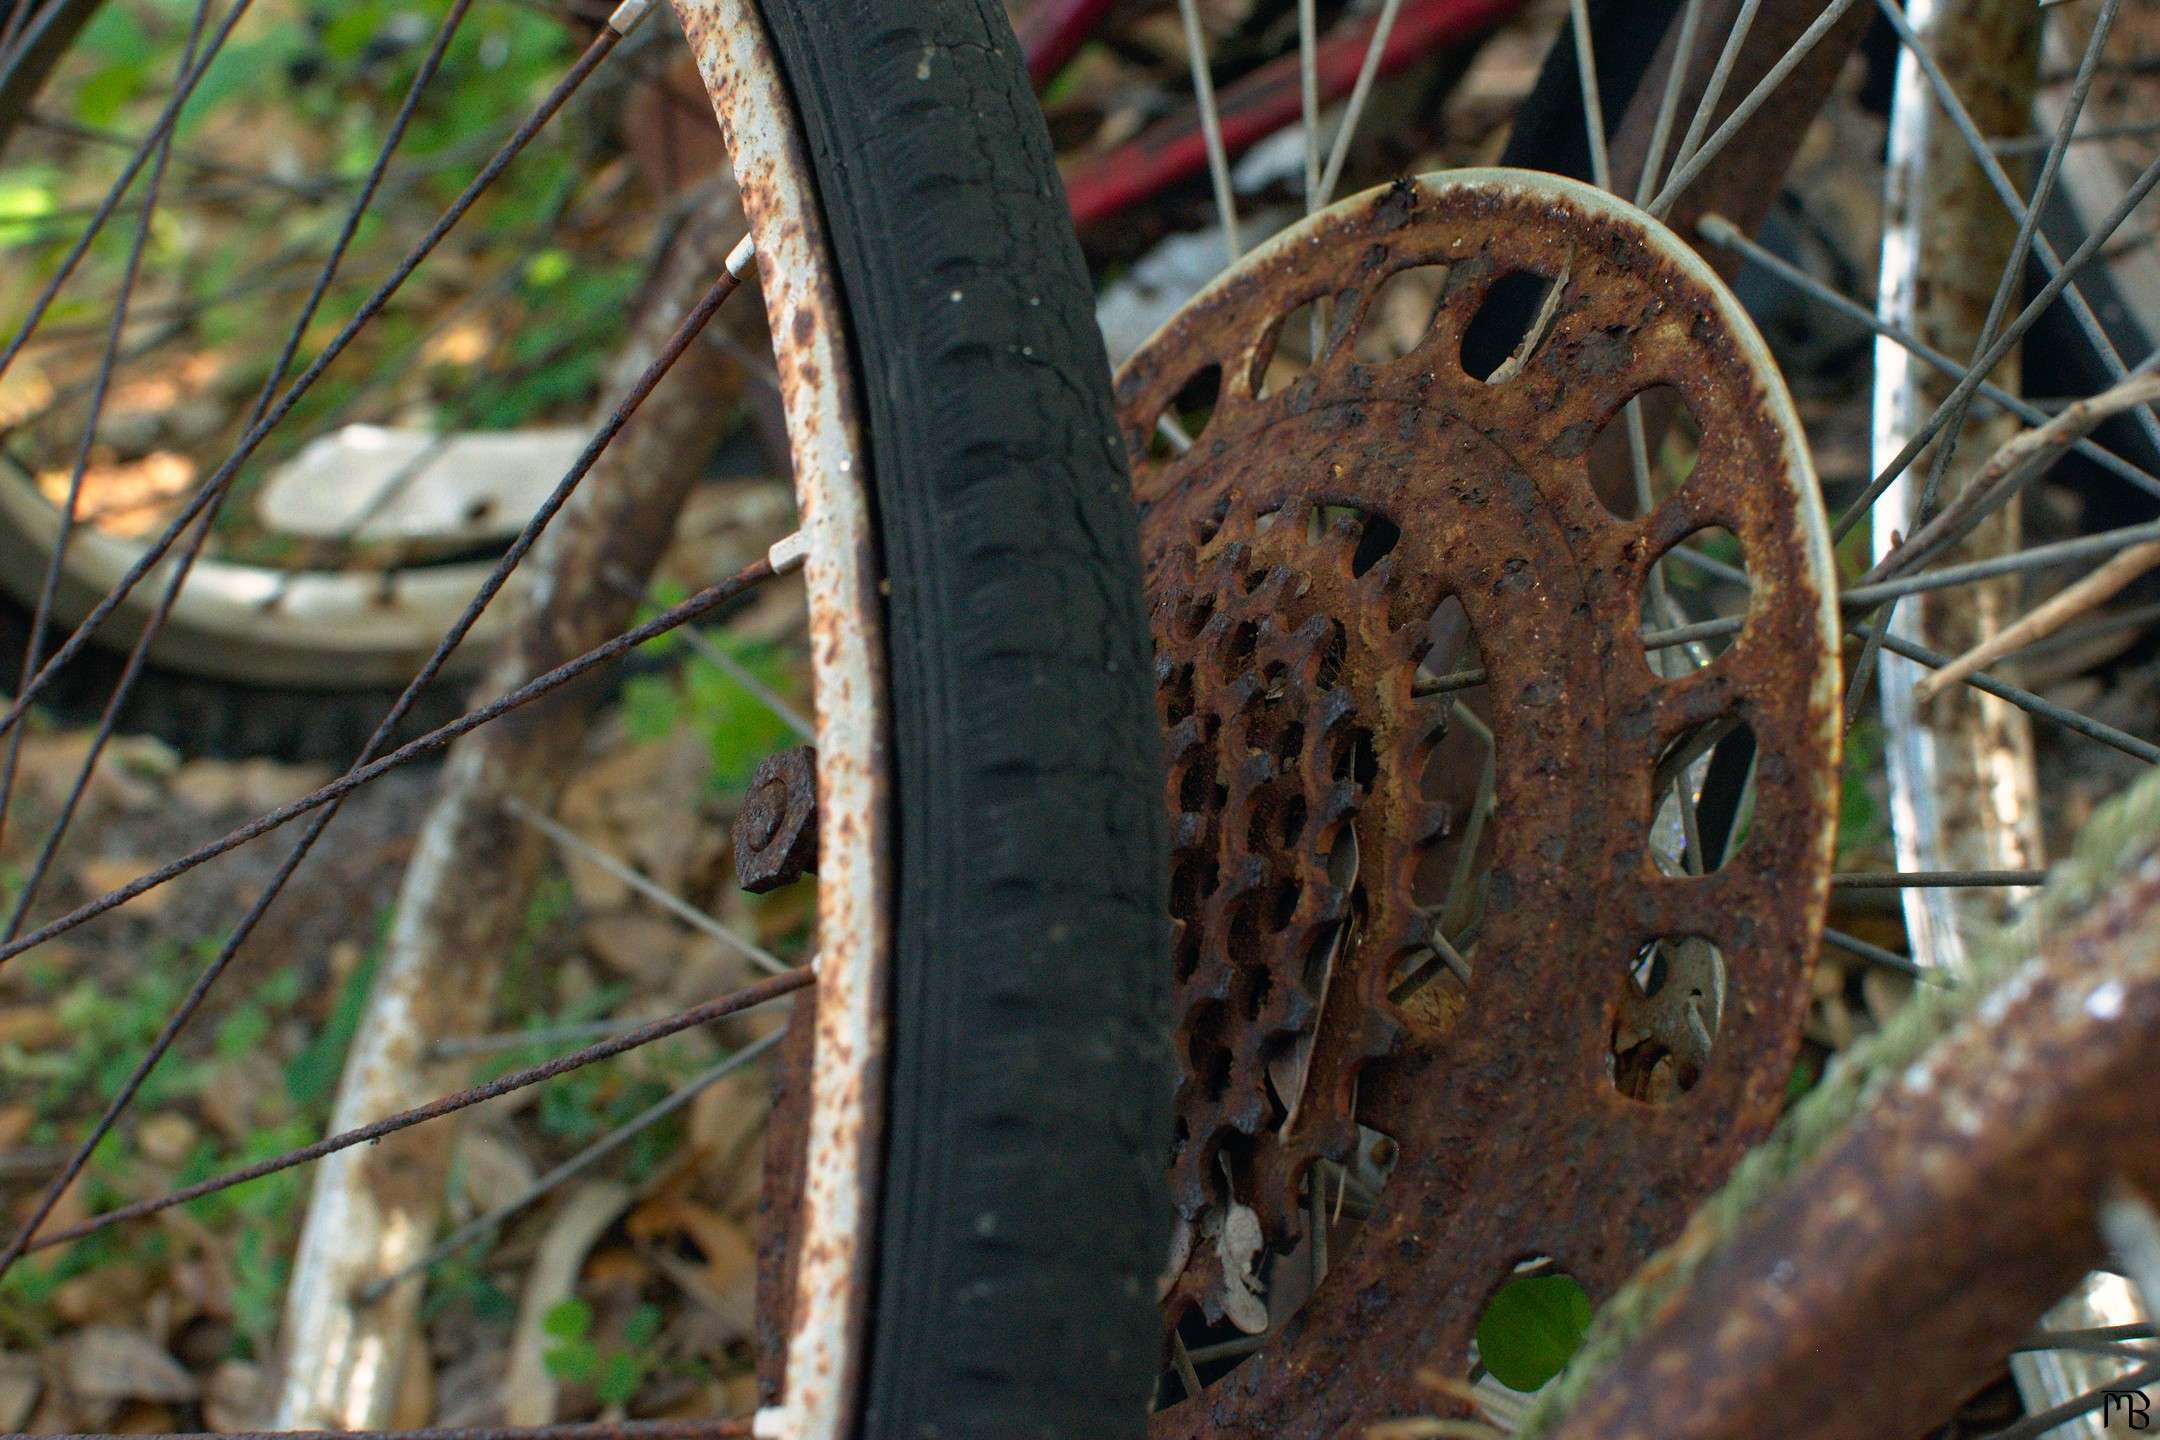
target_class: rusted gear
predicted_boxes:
[1115,171,1842,1434]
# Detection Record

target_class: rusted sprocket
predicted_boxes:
[1116,171,1842,1435]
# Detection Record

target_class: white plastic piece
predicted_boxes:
[767,528,808,575]
[254,424,588,545]
[727,232,759,279]
[607,0,656,33]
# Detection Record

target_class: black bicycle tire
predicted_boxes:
[754,3,1172,1436]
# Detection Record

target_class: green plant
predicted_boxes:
[541,1297,664,1407]
[1837,718,1892,863]
[1477,1272,1593,1393]
[285,912,390,1108]
[1,963,208,1116]
[624,618,802,791]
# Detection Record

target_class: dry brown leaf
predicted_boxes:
[452,1129,537,1223]
[502,1181,634,1428]
[0,1352,42,1431]
[72,858,169,918]
[203,1360,269,1433]
[136,1113,198,1167]
[392,1329,433,1431]
[0,1007,60,1049]
[169,759,333,816]
[64,1327,198,1404]
[580,912,686,985]
[37,452,197,538]
[110,1401,180,1433]
[686,1071,768,1166]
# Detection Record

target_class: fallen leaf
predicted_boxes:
[65,1326,198,1404]
[0,1352,41,1431]
[1212,1200,1269,1336]
[136,1113,197,1166]
[502,1182,633,1428]
[0,1007,60,1049]
[580,912,685,985]
[453,1128,538,1222]
[72,859,168,918]
[203,1360,267,1433]
[169,759,332,815]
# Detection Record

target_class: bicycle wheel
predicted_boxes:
[0,3,1169,1438]
[1055,1,2158,1435]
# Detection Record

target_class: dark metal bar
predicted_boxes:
[1831,870,2047,890]
[1819,926,1931,979]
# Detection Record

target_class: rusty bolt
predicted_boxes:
[733,745,818,893]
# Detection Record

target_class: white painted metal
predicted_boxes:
[670,5,889,1437]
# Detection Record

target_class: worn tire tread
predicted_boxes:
[757,3,1170,1437]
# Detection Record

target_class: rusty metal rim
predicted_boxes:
[669,5,890,1438]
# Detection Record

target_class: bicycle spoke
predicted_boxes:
[1314,0,1405,209]
[1843,0,2123,725]
[1835,151,2160,541]
[1420,600,2160,766]
[1830,869,2048,889]
[1177,0,1239,261]
[681,625,815,738]
[1821,925,1932,979]
[1,0,481,934]
[11,966,813,1258]
[1907,0,2116,503]
[1567,0,1611,192]
[0,0,261,385]
[356,1025,788,1304]
[1634,0,1707,205]
[1662,0,1765,189]
[0,13,641,740]
[1299,0,1321,214]
[0,0,40,63]
[16,107,339,196]
[1915,538,2160,703]
[1845,516,2160,612]
[0,553,777,969]
[0,248,755,1285]
[1870,0,2160,462]
[1993,116,2160,155]
[1695,213,2160,500]
[0,0,209,855]
[2019,1325,2157,1352]
[1650,0,1864,218]
[506,795,791,974]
